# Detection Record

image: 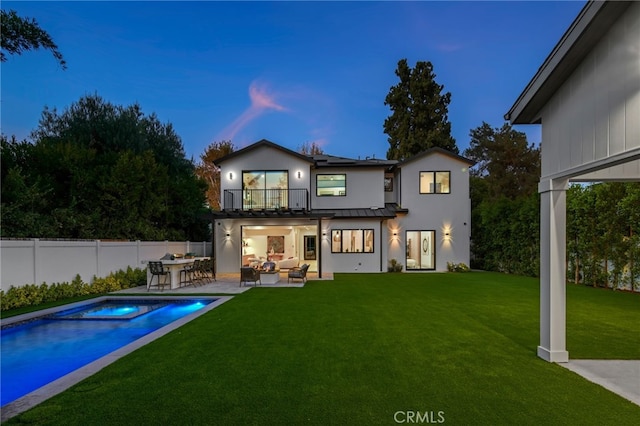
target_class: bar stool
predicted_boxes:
[179,260,198,287]
[148,261,171,291]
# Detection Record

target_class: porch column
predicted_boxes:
[538,178,569,362]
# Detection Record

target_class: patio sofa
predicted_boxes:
[277,257,299,269]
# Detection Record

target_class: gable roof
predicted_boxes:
[397,147,475,167]
[505,0,631,124]
[214,139,473,170]
[213,139,314,165]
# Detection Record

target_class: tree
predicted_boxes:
[464,122,540,200]
[1,95,210,241]
[1,9,66,69]
[567,182,640,291]
[464,122,541,274]
[196,140,235,210]
[384,59,457,160]
[298,141,324,155]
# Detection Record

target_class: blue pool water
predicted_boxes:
[1,298,215,407]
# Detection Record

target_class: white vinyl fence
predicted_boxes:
[0,239,212,291]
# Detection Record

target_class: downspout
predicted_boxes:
[380,219,384,272]
[318,217,322,278]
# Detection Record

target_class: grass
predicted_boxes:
[4,272,640,425]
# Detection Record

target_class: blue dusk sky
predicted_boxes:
[1,1,586,161]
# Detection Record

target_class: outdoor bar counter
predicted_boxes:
[145,257,208,290]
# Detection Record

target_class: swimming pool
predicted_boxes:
[1,295,231,420]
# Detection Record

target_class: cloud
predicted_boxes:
[435,43,464,53]
[217,80,288,141]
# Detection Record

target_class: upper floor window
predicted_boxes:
[243,171,288,190]
[419,171,450,194]
[242,170,288,209]
[384,176,393,192]
[317,174,346,196]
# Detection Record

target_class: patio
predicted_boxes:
[115,271,333,295]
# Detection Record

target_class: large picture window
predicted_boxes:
[331,229,374,253]
[405,230,435,270]
[242,170,288,209]
[419,171,450,194]
[317,174,346,196]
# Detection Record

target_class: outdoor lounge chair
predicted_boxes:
[287,263,309,283]
[240,267,261,287]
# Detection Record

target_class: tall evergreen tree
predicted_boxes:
[464,122,540,200]
[384,59,457,160]
[1,9,66,69]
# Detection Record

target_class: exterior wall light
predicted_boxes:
[229,172,233,180]
[297,171,301,179]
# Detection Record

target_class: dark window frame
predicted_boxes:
[405,230,436,270]
[384,176,394,192]
[419,171,451,194]
[316,173,347,197]
[330,228,374,253]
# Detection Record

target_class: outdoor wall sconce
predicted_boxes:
[297,171,301,179]
[229,172,233,180]
[445,232,450,237]
[393,232,398,236]
[225,232,230,239]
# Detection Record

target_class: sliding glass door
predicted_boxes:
[405,230,435,270]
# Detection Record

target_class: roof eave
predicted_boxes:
[505,1,631,125]
[213,139,314,165]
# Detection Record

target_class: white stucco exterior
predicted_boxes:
[387,150,473,272]
[212,140,473,275]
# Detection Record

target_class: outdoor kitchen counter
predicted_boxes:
[145,258,208,290]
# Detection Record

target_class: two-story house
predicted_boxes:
[211,139,473,276]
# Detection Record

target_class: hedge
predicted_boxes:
[0,267,147,311]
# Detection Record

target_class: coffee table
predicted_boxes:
[259,270,281,284]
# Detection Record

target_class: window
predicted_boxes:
[331,229,374,253]
[384,176,393,192]
[419,171,450,194]
[405,230,435,270]
[317,174,346,196]
[304,235,316,260]
[242,170,288,209]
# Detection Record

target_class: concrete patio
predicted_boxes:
[115,271,333,295]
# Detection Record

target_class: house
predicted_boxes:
[506,0,639,362]
[211,139,473,275]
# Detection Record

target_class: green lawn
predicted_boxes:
[5,272,640,425]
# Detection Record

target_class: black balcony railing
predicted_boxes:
[223,189,309,211]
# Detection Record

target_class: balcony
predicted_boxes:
[223,189,309,211]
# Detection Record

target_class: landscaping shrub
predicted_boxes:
[0,267,146,311]
[387,258,403,272]
[447,262,470,272]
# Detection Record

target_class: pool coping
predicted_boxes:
[1,295,233,422]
